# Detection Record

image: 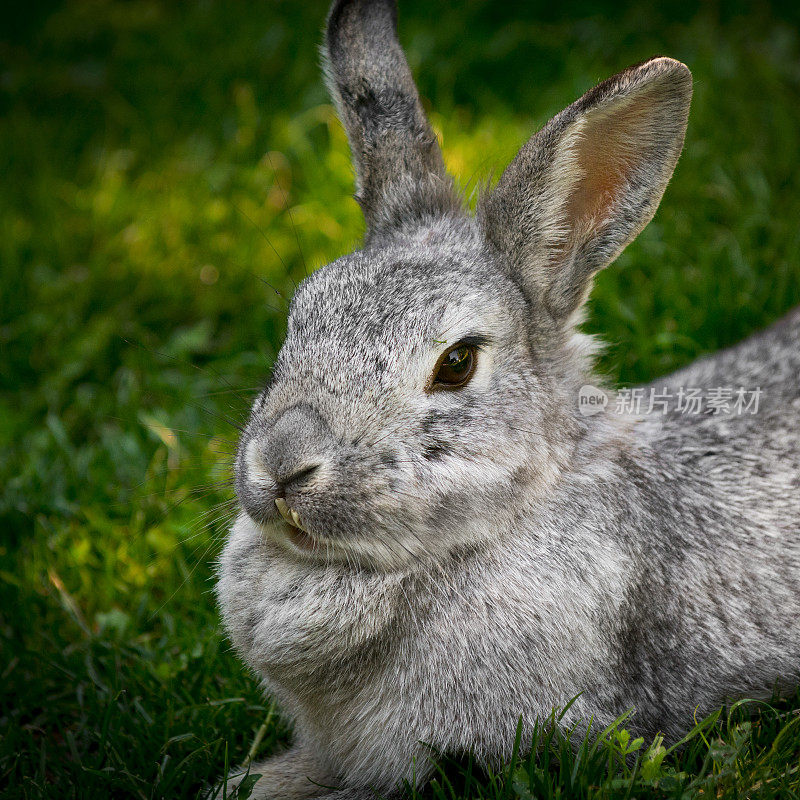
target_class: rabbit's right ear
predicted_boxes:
[324,0,459,244]
[479,58,692,324]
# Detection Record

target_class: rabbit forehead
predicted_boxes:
[283,244,513,360]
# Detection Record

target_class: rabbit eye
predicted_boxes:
[430,344,477,390]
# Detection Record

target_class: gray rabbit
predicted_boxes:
[215,0,800,796]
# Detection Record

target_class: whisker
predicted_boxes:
[229,198,298,292]
[122,337,252,421]
[127,481,234,506]
[102,415,241,446]
[177,504,239,549]
[149,535,226,620]
[267,151,310,281]
[197,387,263,398]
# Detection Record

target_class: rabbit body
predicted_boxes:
[218,293,800,799]
[215,0,800,797]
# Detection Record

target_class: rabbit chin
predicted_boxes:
[253,518,414,569]
[242,501,522,572]
[251,516,331,559]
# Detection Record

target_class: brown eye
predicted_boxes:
[431,344,477,390]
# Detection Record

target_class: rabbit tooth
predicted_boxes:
[274,498,310,534]
[290,509,309,533]
[275,497,292,525]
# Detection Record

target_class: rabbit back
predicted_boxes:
[615,305,800,734]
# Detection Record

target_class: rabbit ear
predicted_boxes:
[324,0,459,243]
[479,57,692,322]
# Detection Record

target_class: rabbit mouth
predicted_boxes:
[274,497,317,551]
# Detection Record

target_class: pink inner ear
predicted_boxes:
[565,85,663,239]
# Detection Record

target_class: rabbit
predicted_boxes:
[214,0,800,797]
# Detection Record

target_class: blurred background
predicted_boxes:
[2,0,800,796]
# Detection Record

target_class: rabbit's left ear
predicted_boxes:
[479,57,692,322]
[324,0,459,244]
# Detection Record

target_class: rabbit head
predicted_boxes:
[234,0,692,570]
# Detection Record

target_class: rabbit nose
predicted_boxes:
[274,463,321,496]
[260,402,332,495]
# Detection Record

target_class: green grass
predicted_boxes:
[2,0,800,797]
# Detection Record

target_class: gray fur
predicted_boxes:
[323,0,460,244]
[478,56,692,321]
[214,1,800,797]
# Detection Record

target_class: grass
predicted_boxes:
[2,0,800,797]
